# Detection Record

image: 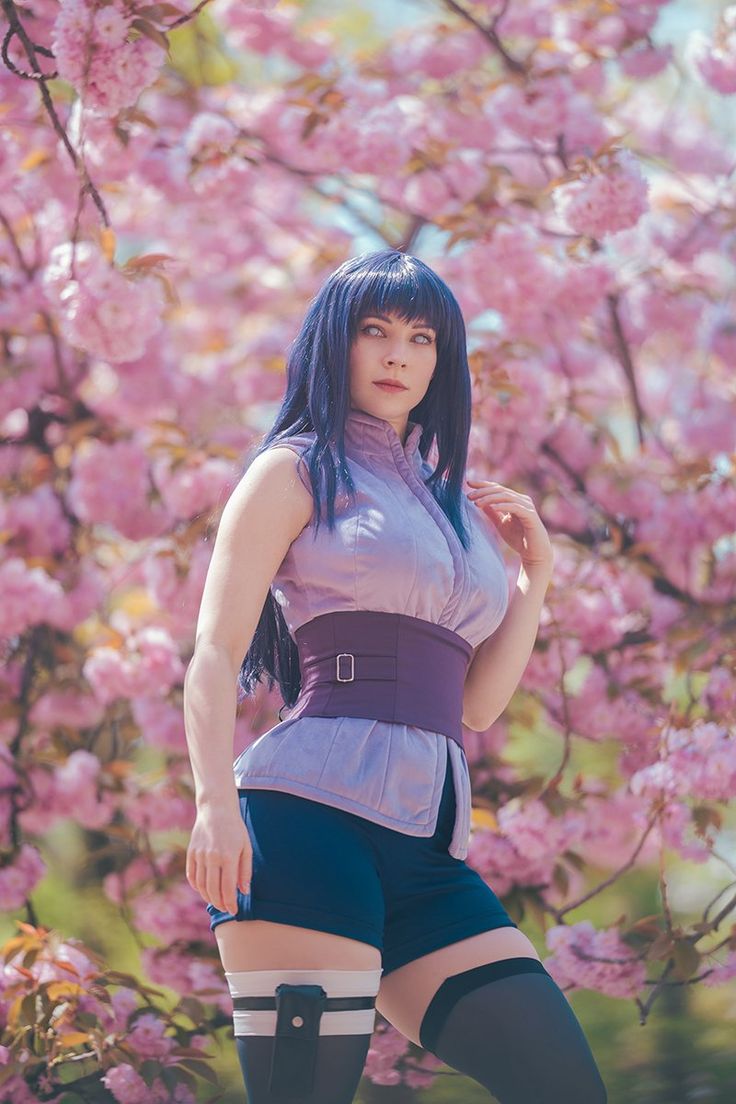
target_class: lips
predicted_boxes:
[373,380,408,390]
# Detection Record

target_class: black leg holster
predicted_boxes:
[268,983,327,1096]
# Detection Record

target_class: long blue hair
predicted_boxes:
[238,248,473,707]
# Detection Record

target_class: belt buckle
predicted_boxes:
[336,653,354,682]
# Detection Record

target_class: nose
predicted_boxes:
[384,346,408,367]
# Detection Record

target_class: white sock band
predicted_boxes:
[225,967,383,1037]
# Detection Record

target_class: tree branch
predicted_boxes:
[605,291,648,446]
[0,0,110,226]
[441,0,526,74]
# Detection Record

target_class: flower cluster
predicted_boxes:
[83,625,184,704]
[686,6,736,94]
[0,927,208,1101]
[42,242,166,363]
[554,149,650,238]
[52,0,165,116]
[545,921,648,999]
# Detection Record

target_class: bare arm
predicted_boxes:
[462,561,553,732]
[184,446,313,814]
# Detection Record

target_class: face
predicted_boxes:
[348,310,437,443]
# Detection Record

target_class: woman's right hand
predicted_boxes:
[186,803,253,916]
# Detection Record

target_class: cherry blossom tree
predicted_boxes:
[1,0,735,1097]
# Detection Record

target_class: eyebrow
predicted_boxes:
[364,313,436,332]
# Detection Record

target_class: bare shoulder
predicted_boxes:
[226,443,314,545]
[193,445,314,668]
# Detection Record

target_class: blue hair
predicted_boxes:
[238,248,473,706]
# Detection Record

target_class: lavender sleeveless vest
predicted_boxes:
[232,409,511,860]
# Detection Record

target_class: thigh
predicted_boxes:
[376,927,541,1047]
[215,918,382,972]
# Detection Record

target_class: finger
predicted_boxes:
[189,855,205,899]
[239,854,252,896]
[470,496,518,510]
[472,495,532,511]
[467,489,518,501]
[221,858,240,915]
[470,492,516,505]
[205,860,226,912]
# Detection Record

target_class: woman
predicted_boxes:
[184,250,607,1103]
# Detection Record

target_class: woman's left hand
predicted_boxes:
[466,478,554,571]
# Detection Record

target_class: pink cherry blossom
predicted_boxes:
[103,853,154,906]
[704,666,736,721]
[387,28,486,79]
[133,879,212,943]
[66,437,167,540]
[141,946,231,1015]
[52,0,165,117]
[84,625,184,704]
[217,2,324,65]
[29,689,105,730]
[700,950,736,988]
[490,74,605,151]
[0,843,46,910]
[108,987,140,1031]
[630,722,736,804]
[0,744,17,792]
[0,485,72,558]
[49,749,116,830]
[152,456,237,520]
[686,13,736,95]
[554,149,650,238]
[131,697,186,752]
[101,1063,150,1104]
[141,538,211,636]
[42,242,166,363]
[364,1021,409,1085]
[545,921,647,998]
[124,780,193,833]
[620,42,673,79]
[125,1012,175,1060]
[0,557,69,639]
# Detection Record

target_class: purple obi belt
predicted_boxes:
[286,610,473,752]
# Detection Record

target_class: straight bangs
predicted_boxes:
[344,260,455,345]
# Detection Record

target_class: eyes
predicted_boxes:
[361,323,434,345]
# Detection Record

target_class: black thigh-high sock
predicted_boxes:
[419,956,607,1104]
[227,967,381,1104]
[235,1034,372,1103]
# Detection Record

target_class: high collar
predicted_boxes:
[344,408,425,472]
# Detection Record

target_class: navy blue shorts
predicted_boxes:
[205,757,518,976]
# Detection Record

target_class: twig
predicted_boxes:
[605,292,648,446]
[167,0,215,32]
[0,0,110,225]
[441,0,526,75]
[556,805,661,918]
